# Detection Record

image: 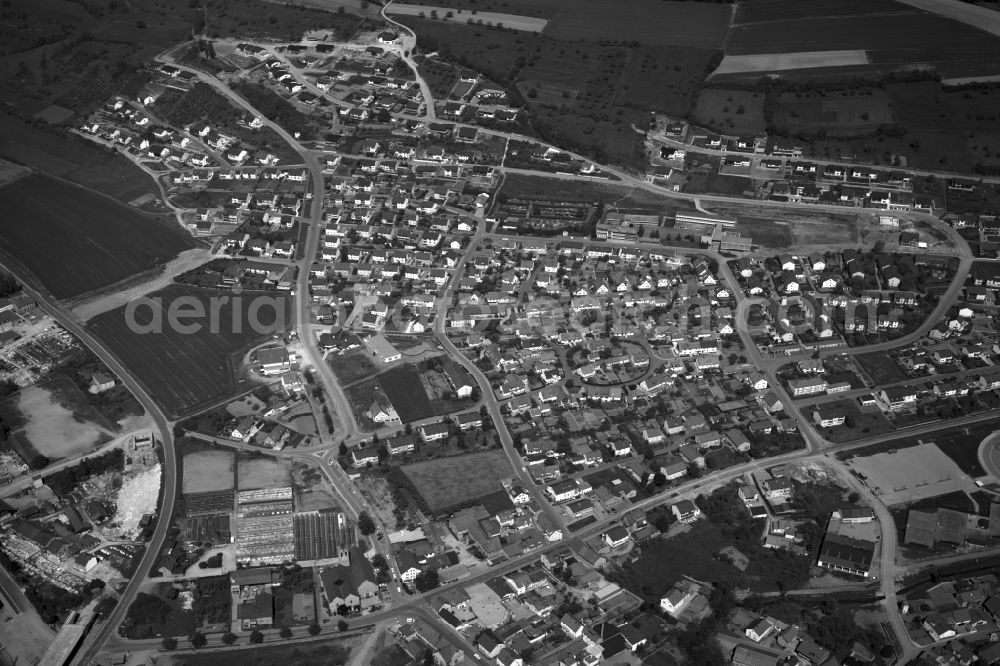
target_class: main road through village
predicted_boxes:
[0,21,977,665]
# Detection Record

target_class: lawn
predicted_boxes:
[86,284,290,418]
[822,401,893,444]
[0,174,194,299]
[855,352,907,385]
[328,351,379,385]
[401,450,514,514]
[378,365,435,423]
[175,639,353,666]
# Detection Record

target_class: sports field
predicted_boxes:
[0,174,194,299]
[182,449,235,494]
[87,284,291,418]
[237,456,291,491]
[848,443,974,506]
[401,450,513,514]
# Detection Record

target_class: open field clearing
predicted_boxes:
[182,449,235,494]
[87,285,290,418]
[712,51,868,75]
[238,455,291,490]
[0,174,194,300]
[701,203,860,249]
[378,365,435,423]
[401,450,513,514]
[386,4,548,32]
[848,443,974,506]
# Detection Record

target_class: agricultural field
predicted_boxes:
[86,284,290,418]
[181,449,235,495]
[237,455,291,490]
[400,450,514,514]
[0,174,194,300]
[712,51,869,76]
[400,0,731,46]
[691,88,767,135]
[727,0,1000,80]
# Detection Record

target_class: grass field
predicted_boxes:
[175,638,353,666]
[328,351,379,385]
[378,365,435,423]
[401,450,513,514]
[855,352,907,385]
[182,449,235,494]
[692,88,767,135]
[87,284,290,418]
[0,174,193,300]
[771,89,894,135]
[238,455,291,491]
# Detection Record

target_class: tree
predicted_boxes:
[357,511,376,535]
[221,632,238,645]
[414,569,440,592]
[161,637,178,650]
[308,623,322,636]
[338,619,349,632]
[190,632,207,649]
[249,629,264,644]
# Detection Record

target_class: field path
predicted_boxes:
[895,0,1000,37]
[69,247,216,322]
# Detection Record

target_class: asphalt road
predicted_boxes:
[0,269,179,666]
